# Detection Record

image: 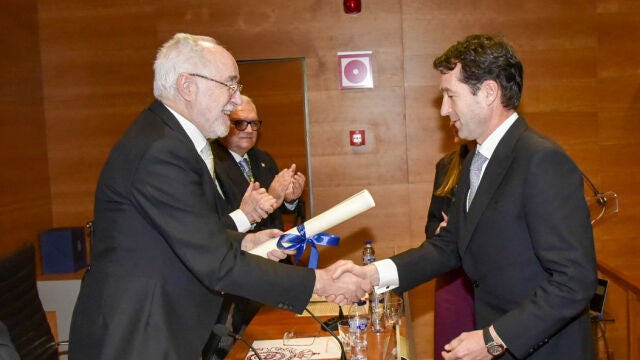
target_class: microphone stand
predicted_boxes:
[212,324,263,360]
[235,335,264,360]
[305,307,347,360]
[321,305,345,332]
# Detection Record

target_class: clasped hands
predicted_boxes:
[313,260,380,305]
[241,234,376,302]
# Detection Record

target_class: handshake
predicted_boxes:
[312,260,381,305]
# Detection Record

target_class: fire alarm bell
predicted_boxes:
[350,130,365,146]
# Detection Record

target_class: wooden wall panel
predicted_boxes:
[38,0,158,226]
[236,59,310,221]
[0,0,51,258]
[0,0,635,357]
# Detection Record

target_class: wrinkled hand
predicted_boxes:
[435,211,449,235]
[284,164,305,202]
[442,330,491,360]
[240,182,277,223]
[268,167,293,206]
[313,260,376,305]
[241,228,291,261]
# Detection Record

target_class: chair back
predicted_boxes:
[0,243,58,360]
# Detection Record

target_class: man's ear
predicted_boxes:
[177,73,195,100]
[482,80,500,105]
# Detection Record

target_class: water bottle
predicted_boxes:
[348,299,369,360]
[362,240,385,333]
[362,240,375,265]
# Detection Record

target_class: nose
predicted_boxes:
[230,90,243,107]
[243,123,255,133]
[440,96,450,117]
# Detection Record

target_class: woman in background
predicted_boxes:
[425,123,475,360]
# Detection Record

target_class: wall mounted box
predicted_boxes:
[39,227,87,274]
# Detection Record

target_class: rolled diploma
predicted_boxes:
[249,189,376,258]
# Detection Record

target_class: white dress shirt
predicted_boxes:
[164,104,251,233]
[373,112,519,292]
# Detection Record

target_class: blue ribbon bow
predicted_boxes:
[276,224,340,269]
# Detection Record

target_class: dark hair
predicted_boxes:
[433,34,523,109]
[435,143,470,197]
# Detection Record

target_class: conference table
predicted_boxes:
[226,298,413,360]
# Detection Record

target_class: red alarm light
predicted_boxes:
[343,0,361,14]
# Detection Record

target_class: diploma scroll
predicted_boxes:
[249,189,376,258]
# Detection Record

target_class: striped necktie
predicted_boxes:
[238,157,254,182]
[467,150,488,210]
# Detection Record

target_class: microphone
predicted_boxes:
[321,305,345,332]
[213,324,263,360]
[305,306,347,360]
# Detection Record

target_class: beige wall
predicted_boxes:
[2,0,639,358]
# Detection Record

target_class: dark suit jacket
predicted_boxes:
[211,139,301,232]
[393,117,597,359]
[68,100,315,360]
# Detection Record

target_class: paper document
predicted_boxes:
[246,336,341,359]
[250,189,375,258]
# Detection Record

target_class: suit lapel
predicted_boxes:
[147,100,223,210]
[247,149,270,187]
[459,117,529,254]
[211,140,249,208]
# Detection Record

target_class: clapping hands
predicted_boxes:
[240,182,277,224]
[269,164,306,205]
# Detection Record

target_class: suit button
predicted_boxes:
[472,280,479,288]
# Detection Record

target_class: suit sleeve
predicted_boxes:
[130,138,315,313]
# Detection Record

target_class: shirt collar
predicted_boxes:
[477,112,519,159]
[226,149,248,163]
[163,104,209,155]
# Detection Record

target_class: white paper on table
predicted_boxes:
[249,189,376,258]
[246,336,341,359]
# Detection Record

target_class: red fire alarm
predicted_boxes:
[343,0,361,14]
[350,130,365,146]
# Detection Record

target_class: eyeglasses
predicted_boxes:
[231,119,262,131]
[188,73,243,95]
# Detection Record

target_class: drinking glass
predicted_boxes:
[384,296,403,327]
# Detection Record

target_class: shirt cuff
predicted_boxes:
[372,259,399,293]
[284,199,298,211]
[229,209,251,233]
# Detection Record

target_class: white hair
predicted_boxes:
[153,33,218,101]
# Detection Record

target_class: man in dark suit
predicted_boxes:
[68,33,369,360]
[332,34,597,359]
[206,95,306,358]
[212,94,305,233]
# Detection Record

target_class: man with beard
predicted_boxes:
[68,33,369,360]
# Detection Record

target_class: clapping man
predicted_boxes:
[68,33,369,360]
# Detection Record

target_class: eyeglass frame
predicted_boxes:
[187,73,243,95]
[231,119,263,131]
